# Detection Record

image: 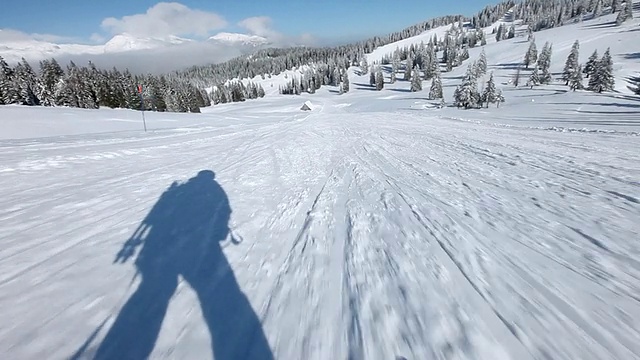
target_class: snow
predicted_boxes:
[103,33,192,52]
[0,33,198,63]
[209,32,269,47]
[1,7,640,360]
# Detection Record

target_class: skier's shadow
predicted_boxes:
[90,170,272,359]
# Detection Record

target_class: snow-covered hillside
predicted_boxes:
[1,4,639,360]
[367,9,639,95]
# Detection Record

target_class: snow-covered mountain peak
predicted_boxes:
[103,33,192,53]
[209,32,269,46]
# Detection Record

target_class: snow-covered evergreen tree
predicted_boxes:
[391,53,400,84]
[481,72,499,107]
[454,66,481,108]
[496,88,505,107]
[507,24,516,39]
[370,65,376,86]
[423,43,438,79]
[375,66,384,90]
[13,58,39,106]
[332,67,341,86]
[529,66,540,87]
[588,47,614,92]
[562,40,580,85]
[583,50,599,78]
[593,0,603,17]
[495,24,505,42]
[342,71,350,93]
[428,65,443,99]
[404,54,413,80]
[524,41,538,69]
[476,49,488,76]
[361,57,369,75]
[38,59,64,106]
[460,46,470,63]
[410,65,422,92]
[538,42,553,84]
[0,56,19,105]
[568,64,584,90]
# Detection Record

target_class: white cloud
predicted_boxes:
[101,2,227,38]
[238,16,280,39]
[90,33,106,44]
[237,16,316,46]
[0,29,32,42]
[0,28,80,44]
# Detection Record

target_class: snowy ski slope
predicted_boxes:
[1,5,640,360]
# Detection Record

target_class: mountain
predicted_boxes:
[103,33,193,53]
[0,33,200,63]
[208,32,269,47]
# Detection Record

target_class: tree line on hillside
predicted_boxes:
[0,56,265,113]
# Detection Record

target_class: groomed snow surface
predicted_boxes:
[1,10,640,360]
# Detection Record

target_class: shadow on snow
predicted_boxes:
[72,170,273,360]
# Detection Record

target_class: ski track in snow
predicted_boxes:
[1,95,638,360]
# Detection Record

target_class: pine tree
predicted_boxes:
[370,65,376,86]
[481,72,499,107]
[391,54,400,84]
[588,48,614,92]
[361,57,369,75]
[529,66,540,87]
[496,89,505,107]
[0,56,19,105]
[476,49,488,76]
[593,0,602,17]
[460,46,470,63]
[454,66,481,108]
[404,54,413,80]
[38,58,64,106]
[410,65,422,92]
[375,66,384,90]
[626,0,634,19]
[524,41,538,69]
[507,24,516,39]
[583,50,599,78]
[568,64,584,91]
[424,43,438,79]
[538,42,553,84]
[13,58,39,105]
[342,71,350,93]
[562,40,580,85]
[445,42,457,72]
[496,24,504,42]
[428,65,443,99]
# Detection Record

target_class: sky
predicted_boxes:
[0,0,490,73]
[0,0,488,45]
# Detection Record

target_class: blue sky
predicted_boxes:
[0,0,488,44]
